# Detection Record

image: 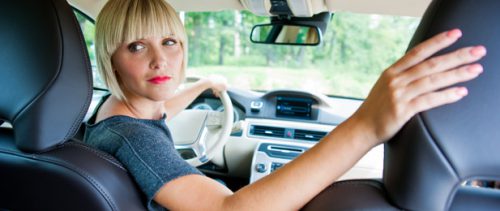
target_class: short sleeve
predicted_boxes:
[107,123,203,210]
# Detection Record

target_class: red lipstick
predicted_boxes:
[148,76,171,84]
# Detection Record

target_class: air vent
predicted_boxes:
[250,125,285,138]
[294,129,327,141]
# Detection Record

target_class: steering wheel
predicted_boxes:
[166,79,233,167]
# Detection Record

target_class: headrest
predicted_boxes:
[384,0,500,210]
[0,0,92,152]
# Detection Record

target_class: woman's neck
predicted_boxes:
[123,97,165,120]
[96,95,166,122]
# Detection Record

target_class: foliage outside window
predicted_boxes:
[74,11,105,89]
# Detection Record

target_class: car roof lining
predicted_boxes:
[69,0,430,20]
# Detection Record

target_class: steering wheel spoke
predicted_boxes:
[167,90,233,167]
[206,111,224,128]
[175,127,210,164]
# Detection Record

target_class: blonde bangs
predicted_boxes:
[122,0,186,45]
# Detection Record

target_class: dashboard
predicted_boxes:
[188,88,383,183]
[188,88,350,125]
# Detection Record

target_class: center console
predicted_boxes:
[249,142,309,183]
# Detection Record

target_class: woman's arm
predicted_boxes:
[155,29,486,210]
[164,76,227,121]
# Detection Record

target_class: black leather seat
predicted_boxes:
[303,0,500,210]
[0,0,146,210]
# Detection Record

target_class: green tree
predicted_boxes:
[185,11,419,98]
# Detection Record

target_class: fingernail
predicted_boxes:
[470,46,487,57]
[447,29,462,38]
[456,87,468,96]
[468,64,483,74]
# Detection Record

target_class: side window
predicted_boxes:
[74,10,109,121]
[73,10,106,89]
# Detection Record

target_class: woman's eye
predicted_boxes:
[163,39,177,46]
[127,43,145,52]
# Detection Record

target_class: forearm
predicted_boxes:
[164,79,211,121]
[223,116,378,210]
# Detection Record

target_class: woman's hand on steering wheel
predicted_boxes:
[202,75,228,98]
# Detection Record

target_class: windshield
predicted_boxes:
[184,11,420,98]
[79,10,420,99]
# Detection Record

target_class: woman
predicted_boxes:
[84,0,486,210]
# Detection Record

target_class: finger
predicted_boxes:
[409,86,468,114]
[213,90,220,98]
[399,45,486,85]
[404,63,482,101]
[390,29,462,73]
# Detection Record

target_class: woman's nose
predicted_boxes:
[150,47,168,70]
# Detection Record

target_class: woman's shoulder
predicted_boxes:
[84,114,172,154]
[85,95,171,144]
[88,115,167,137]
[93,95,130,123]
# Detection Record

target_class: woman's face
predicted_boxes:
[111,35,183,102]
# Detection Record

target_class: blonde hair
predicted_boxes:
[95,0,188,101]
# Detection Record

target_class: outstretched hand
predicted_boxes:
[350,29,486,146]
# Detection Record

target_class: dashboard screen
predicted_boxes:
[275,96,313,119]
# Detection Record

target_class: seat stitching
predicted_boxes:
[50,141,127,172]
[0,148,119,211]
[61,0,93,143]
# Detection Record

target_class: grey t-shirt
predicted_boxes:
[84,114,202,211]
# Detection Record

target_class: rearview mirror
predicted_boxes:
[250,24,321,46]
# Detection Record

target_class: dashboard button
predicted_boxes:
[250,101,263,112]
[255,163,267,173]
[271,162,284,172]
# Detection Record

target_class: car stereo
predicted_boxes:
[275,96,313,119]
[250,143,309,183]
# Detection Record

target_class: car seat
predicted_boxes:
[303,0,500,210]
[0,0,146,210]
